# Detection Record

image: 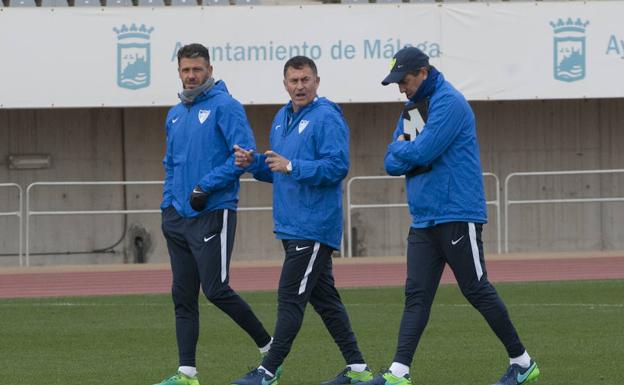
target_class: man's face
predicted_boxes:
[178,57,212,90]
[283,65,320,112]
[398,69,427,99]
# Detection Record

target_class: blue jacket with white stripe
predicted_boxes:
[384,71,487,228]
[161,80,256,217]
[250,97,348,250]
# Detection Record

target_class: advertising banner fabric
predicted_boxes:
[0,2,622,108]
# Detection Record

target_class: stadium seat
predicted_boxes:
[107,0,132,5]
[204,0,229,4]
[137,0,164,5]
[73,0,101,5]
[9,0,37,6]
[169,0,198,5]
[233,0,260,4]
[40,0,69,5]
[341,0,369,4]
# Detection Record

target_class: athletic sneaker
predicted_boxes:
[231,367,280,385]
[492,360,540,385]
[152,372,199,385]
[321,366,374,385]
[358,371,411,385]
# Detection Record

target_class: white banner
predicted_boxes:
[0,2,622,108]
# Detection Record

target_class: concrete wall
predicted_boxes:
[1,98,623,266]
[0,108,127,265]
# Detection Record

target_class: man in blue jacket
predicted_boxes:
[359,47,540,385]
[154,43,272,385]
[231,56,372,385]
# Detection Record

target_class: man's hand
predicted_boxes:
[265,150,291,174]
[233,144,255,168]
[189,185,209,212]
[397,134,406,142]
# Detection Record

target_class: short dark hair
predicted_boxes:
[283,56,318,77]
[177,43,210,65]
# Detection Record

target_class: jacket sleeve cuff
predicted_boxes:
[251,153,266,172]
[290,159,300,178]
[198,179,211,192]
[389,141,414,162]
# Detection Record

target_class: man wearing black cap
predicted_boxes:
[359,47,540,385]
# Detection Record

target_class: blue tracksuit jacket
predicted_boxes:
[161,80,256,217]
[250,97,348,250]
[384,72,487,228]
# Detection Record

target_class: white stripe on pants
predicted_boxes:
[298,242,320,295]
[220,210,228,282]
[468,222,483,281]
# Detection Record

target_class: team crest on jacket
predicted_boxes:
[298,120,309,133]
[198,110,211,124]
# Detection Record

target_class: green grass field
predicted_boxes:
[1,280,623,385]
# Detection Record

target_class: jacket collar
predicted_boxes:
[408,66,441,103]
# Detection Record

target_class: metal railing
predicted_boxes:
[15,169,624,265]
[483,172,501,254]
[346,173,501,258]
[503,169,624,253]
[23,179,274,266]
[239,178,272,212]
[25,181,164,267]
[346,176,405,259]
[0,183,23,265]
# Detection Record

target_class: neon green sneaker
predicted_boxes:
[492,360,540,385]
[153,372,200,385]
[358,371,411,385]
[321,366,374,384]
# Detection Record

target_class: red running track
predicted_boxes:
[1,256,624,299]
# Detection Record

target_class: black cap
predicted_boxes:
[381,47,430,86]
